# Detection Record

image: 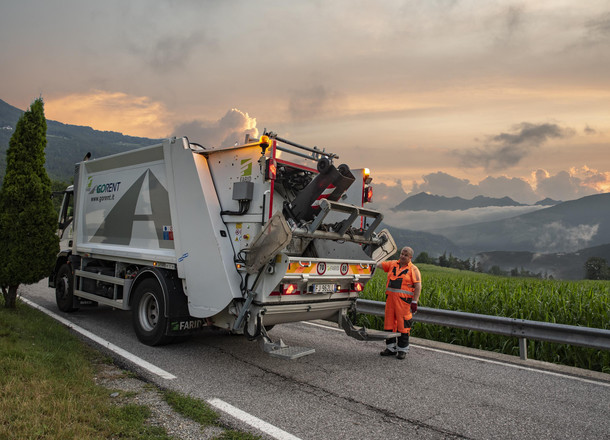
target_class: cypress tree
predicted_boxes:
[0,98,59,308]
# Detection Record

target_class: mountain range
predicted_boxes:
[0,99,159,183]
[393,192,559,211]
[435,192,610,254]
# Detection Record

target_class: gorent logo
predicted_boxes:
[89,180,121,194]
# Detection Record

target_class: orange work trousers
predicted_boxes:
[384,291,413,334]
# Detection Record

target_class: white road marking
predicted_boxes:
[303,321,610,388]
[208,398,302,440]
[20,297,177,380]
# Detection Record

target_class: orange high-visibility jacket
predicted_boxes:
[380,260,421,298]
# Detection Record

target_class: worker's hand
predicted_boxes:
[410,301,418,313]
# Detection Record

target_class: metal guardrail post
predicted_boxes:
[519,338,528,360]
[355,299,610,355]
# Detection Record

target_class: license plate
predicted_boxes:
[311,283,336,293]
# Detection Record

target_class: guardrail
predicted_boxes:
[356,299,610,360]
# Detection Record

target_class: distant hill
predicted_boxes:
[535,197,561,206]
[0,99,159,183]
[393,192,525,211]
[476,243,610,280]
[382,224,466,259]
[436,193,610,253]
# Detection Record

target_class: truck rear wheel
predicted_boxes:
[56,264,79,312]
[132,278,171,346]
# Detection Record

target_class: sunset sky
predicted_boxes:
[2,1,609,210]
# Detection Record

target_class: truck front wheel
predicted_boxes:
[132,279,171,346]
[56,264,79,312]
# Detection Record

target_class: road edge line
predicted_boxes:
[19,296,177,380]
[208,398,302,440]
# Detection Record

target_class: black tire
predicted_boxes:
[337,163,350,177]
[317,157,331,174]
[132,278,172,346]
[56,264,79,312]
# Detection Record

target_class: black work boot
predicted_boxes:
[380,348,397,356]
[396,346,410,360]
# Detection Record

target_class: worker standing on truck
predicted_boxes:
[378,246,422,360]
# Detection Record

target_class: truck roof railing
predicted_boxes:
[265,131,339,162]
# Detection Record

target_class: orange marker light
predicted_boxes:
[363,168,372,184]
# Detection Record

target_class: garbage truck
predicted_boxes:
[49,132,397,358]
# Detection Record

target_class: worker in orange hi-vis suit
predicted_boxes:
[378,246,422,360]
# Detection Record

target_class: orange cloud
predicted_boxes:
[172,108,258,148]
[570,166,610,193]
[45,91,171,138]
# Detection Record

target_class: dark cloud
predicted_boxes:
[288,85,345,121]
[504,5,524,35]
[121,21,208,74]
[454,122,572,171]
[584,125,596,135]
[493,4,524,44]
[172,109,257,148]
[147,33,204,72]
[586,12,610,41]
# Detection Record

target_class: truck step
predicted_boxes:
[259,336,315,359]
[267,345,316,360]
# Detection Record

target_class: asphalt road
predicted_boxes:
[21,280,610,440]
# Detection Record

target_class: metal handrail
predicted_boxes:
[356,299,610,360]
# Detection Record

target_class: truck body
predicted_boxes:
[49,133,396,356]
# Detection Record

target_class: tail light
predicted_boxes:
[280,283,299,295]
[363,186,373,203]
[351,282,364,292]
[362,168,373,204]
[266,158,277,180]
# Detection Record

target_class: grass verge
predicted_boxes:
[0,297,259,439]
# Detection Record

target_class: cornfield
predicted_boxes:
[359,264,610,373]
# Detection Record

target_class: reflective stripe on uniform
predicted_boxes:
[386,287,414,295]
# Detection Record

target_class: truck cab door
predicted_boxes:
[57,187,74,250]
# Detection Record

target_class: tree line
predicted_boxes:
[584,257,610,280]
[413,251,548,278]
[413,251,610,281]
